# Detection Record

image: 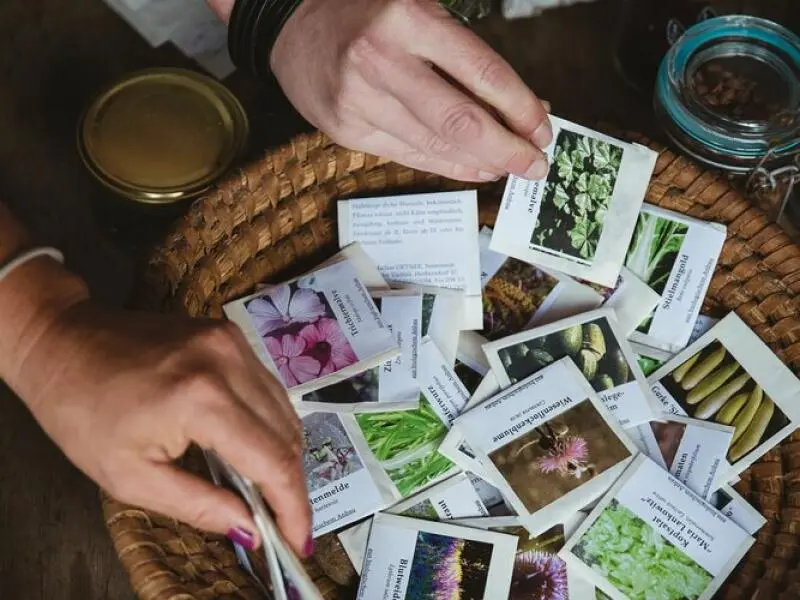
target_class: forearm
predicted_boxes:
[0,202,89,391]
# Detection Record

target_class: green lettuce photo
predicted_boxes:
[572,500,712,600]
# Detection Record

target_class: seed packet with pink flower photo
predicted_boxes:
[451,358,638,536]
[224,258,400,396]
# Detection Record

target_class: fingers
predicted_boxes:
[408,11,552,149]
[190,401,312,556]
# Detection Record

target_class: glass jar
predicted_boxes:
[654,15,800,220]
[440,0,493,23]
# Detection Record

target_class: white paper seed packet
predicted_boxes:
[484,307,660,427]
[452,358,638,535]
[561,455,753,600]
[648,312,800,478]
[708,485,767,534]
[625,204,727,353]
[356,513,517,600]
[344,338,471,498]
[604,267,661,336]
[478,226,508,287]
[338,190,482,330]
[631,341,673,378]
[629,415,733,499]
[389,473,491,521]
[490,116,657,287]
[301,412,398,537]
[225,258,399,395]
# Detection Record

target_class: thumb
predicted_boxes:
[116,462,262,550]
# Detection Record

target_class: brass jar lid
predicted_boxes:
[78,68,249,204]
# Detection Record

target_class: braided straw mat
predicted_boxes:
[102,130,800,600]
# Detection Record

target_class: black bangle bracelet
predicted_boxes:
[227,0,305,81]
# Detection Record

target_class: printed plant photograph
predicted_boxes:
[497,317,634,394]
[356,397,454,497]
[482,259,558,340]
[636,354,665,377]
[302,413,364,493]
[407,532,492,600]
[400,499,439,521]
[658,340,790,463]
[531,130,624,263]
[649,421,687,469]
[301,368,379,405]
[422,294,436,338]
[502,524,569,600]
[625,212,689,333]
[245,281,357,388]
[454,361,484,396]
[572,499,712,600]
[487,401,631,513]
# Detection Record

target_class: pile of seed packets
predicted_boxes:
[216,116,800,600]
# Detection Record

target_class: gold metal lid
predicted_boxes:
[78,68,249,204]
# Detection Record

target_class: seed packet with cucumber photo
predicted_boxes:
[625,204,726,353]
[338,190,483,330]
[301,412,398,537]
[561,455,753,600]
[484,307,660,427]
[343,338,471,498]
[356,513,517,600]
[225,258,399,396]
[451,358,638,535]
[708,484,766,534]
[648,312,800,477]
[490,116,657,287]
[628,415,733,499]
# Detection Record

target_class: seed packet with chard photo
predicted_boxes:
[648,312,800,478]
[301,412,398,537]
[625,204,726,353]
[452,358,638,536]
[708,484,766,534]
[225,258,399,396]
[356,513,518,600]
[561,455,753,600]
[338,190,483,330]
[628,415,733,499]
[484,307,660,427]
[343,338,471,498]
[490,116,657,288]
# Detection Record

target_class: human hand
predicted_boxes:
[3,292,311,556]
[268,0,553,182]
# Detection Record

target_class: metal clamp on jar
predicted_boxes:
[654,15,800,225]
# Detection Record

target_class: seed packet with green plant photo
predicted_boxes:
[648,312,800,478]
[484,307,660,427]
[490,117,657,288]
[560,455,753,600]
[355,513,518,600]
[452,358,638,536]
[625,205,726,353]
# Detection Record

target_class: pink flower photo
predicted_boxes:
[245,283,358,388]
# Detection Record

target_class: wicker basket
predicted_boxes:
[103,130,800,600]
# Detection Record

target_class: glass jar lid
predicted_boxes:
[655,15,800,173]
[78,68,249,204]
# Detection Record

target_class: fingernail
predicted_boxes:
[478,171,501,182]
[523,157,549,181]
[227,527,256,551]
[531,119,553,148]
[542,100,552,114]
[303,534,315,557]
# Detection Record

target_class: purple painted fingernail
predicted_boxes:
[227,527,256,551]
[303,535,315,557]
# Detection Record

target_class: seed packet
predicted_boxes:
[484,307,660,427]
[464,471,511,516]
[561,455,753,600]
[625,204,727,353]
[356,513,518,600]
[389,473,491,521]
[456,331,491,377]
[628,416,733,499]
[479,226,509,287]
[604,267,661,336]
[453,358,638,535]
[690,315,719,345]
[338,190,482,330]
[480,228,603,339]
[648,312,800,477]
[225,258,399,396]
[301,412,398,537]
[298,293,422,412]
[343,338,471,498]
[708,485,766,534]
[631,341,672,378]
[490,116,657,288]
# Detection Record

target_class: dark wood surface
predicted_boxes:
[0,0,793,598]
